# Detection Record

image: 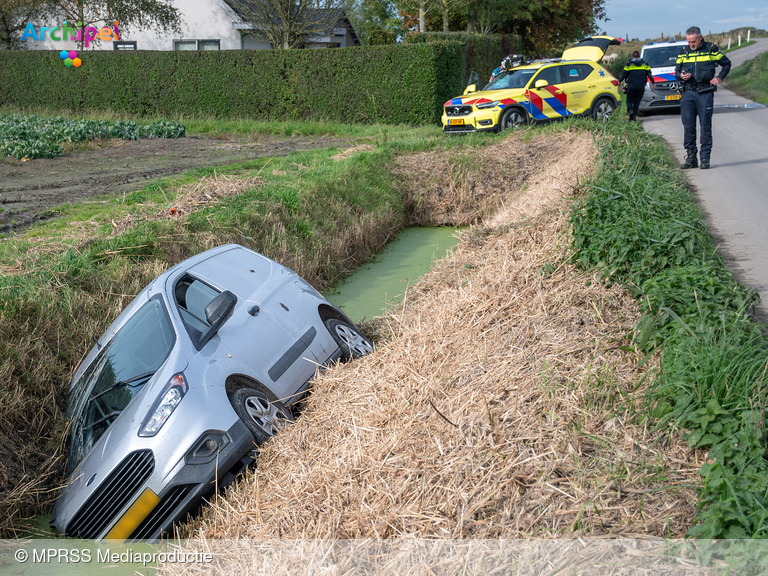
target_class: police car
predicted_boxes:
[441,37,623,133]
[638,37,689,112]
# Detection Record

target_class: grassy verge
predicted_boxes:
[571,120,768,538]
[725,51,768,106]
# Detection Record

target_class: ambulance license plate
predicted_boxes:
[665,94,681,101]
[448,119,464,125]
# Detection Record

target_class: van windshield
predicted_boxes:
[643,46,684,68]
[66,296,175,471]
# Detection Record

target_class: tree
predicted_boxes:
[227,0,343,49]
[494,0,606,53]
[0,0,49,49]
[45,0,183,49]
[341,0,400,44]
[434,0,471,32]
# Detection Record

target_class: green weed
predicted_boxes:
[572,118,768,538]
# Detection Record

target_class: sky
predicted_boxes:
[601,0,768,41]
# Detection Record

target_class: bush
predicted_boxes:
[368,30,397,45]
[0,113,185,159]
[404,32,523,85]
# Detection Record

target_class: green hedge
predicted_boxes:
[0,43,465,125]
[369,30,397,45]
[404,32,523,85]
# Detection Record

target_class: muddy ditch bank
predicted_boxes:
[0,134,351,233]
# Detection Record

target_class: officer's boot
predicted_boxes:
[700,157,710,169]
[680,151,698,169]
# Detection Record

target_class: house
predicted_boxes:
[22,0,359,51]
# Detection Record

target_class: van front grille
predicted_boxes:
[65,450,154,539]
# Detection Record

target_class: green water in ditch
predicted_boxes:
[323,226,460,323]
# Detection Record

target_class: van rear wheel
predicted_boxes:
[592,98,615,122]
[230,388,293,445]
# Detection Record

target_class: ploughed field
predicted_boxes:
[0,134,350,233]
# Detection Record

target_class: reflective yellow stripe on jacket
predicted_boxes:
[676,51,724,64]
[624,64,651,71]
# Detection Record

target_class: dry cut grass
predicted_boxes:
[162,132,700,574]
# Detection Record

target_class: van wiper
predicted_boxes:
[87,371,156,405]
[82,410,123,431]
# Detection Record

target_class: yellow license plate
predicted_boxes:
[448,119,464,125]
[665,94,681,101]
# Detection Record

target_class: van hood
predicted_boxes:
[562,36,623,62]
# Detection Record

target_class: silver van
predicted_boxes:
[50,244,373,541]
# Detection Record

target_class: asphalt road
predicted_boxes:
[641,37,768,319]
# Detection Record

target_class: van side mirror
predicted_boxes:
[534,79,549,89]
[196,290,237,349]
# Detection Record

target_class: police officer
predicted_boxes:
[619,51,655,121]
[675,26,731,169]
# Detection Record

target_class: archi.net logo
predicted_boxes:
[22,20,120,48]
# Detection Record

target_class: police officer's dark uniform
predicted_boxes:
[675,39,731,169]
[619,57,654,121]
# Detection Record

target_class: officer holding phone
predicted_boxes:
[675,26,731,169]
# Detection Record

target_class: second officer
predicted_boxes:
[619,51,655,121]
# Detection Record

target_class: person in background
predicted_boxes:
[675,26,731,169]
[490,56,511,82]
[489,55,524,82]
[619,51,654,122]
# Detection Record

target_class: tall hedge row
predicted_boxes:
[0,43,465,125]
[0,35,519,124]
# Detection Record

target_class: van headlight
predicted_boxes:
[138,373,188,437]
[476,100,500,110]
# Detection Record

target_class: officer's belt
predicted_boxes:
[684,84,716,94]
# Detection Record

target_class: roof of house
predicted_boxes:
[220,1,359,44]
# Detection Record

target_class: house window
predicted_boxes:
[174,40,197,51]
[173,40,220,51]
[113,41,137,50]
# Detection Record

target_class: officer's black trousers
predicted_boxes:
[680,89,714,160]
[625,88,644,120]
